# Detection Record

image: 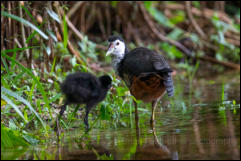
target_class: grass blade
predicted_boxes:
[21,5,38,25]
[1,87,46,129]
[1,46,39,54]
[63,13,68,48]
[1,11,48,40]
[1,52,52,120]
[1,55,9,73]
[47,9,61,23]
[25,23,44,44]
[47,30,58,42]
[50,56,57,73]
[1,94,27,122]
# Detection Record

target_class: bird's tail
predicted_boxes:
[163,72,174,97]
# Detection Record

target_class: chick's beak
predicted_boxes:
[106,43,114,56]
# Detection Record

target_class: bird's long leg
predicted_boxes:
[133,99,140,147]
[150,99,158,127]
[151,121,161,147]
[55,102,68,141]
[151,122,170,155]
[134,100,139,126]
[56,117,60,142]
[84,108,90,132]
[59,102,68,118]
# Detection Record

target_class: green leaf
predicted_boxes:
[47,9,60,23]
[192,1,200,8]
[1,124,29,150]
[1,52,52,122]
[111,1,119,8]
[145,6,174,28]
[45,46,51,56]
[21,5,38,25]
[1,11,48,40]
[1,94,27,122]
[144,1,152,10]
[1,87,46,129]
[160,43,183,59]
[22,133,39,145]
[63,13,68,48]
[25,23,44,44]
[169,11,185,25]
[167,28,184,40]
[47,29,58,42]
[1,55,9,73]
[1,46,39,55]
[51,56,57,73]
[100,105,111,120]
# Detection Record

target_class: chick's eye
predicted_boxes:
[116,42,119,46]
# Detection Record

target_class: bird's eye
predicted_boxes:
[116,42,119,46]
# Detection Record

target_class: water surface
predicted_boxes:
[2,71,240,160]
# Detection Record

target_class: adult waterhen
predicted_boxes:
[106,35,174,125]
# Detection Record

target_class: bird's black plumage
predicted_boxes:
[59,72,112,130]
[108,35,125,43]
[107,35,174,126]
[118,47,174,97]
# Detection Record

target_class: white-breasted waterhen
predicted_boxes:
[106,35,174,126]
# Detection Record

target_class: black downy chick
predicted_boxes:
[59,72,112,130]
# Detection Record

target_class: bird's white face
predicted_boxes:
[106,40,125,58]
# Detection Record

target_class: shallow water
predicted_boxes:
[2,71,240,160]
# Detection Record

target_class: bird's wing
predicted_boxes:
[119,47,174,97]
[119,47,171,76]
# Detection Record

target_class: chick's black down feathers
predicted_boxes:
[59,72,112,130]
[61,72,111,105]
[61,72,111,104]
